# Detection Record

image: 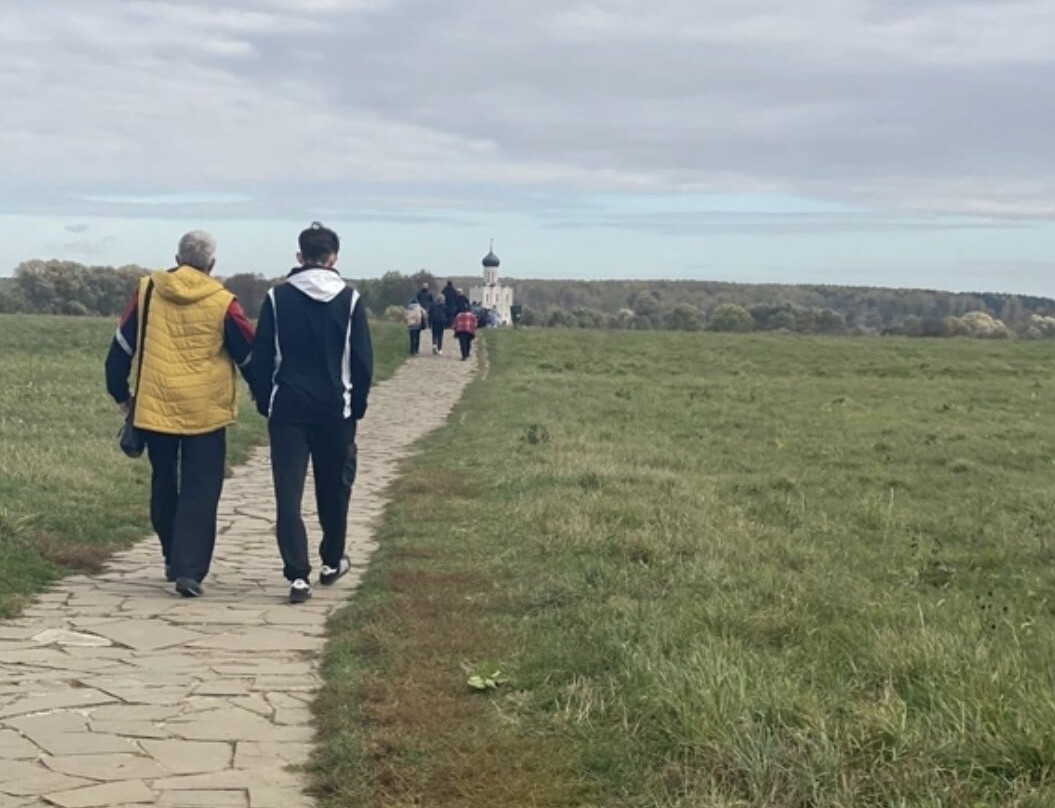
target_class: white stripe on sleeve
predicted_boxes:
[115,328,133,356]
[341,289,360,419]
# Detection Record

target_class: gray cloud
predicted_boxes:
[3,1,1055,217]
[542,211,1033,236]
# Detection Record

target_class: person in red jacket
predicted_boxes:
[452,305,478,361]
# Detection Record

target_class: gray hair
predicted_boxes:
[177,230,217,271]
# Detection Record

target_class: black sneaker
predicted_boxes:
[175,577,202,598]
[319,556,352,586]
[289,579,312,604]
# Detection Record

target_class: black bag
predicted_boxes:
[117,280,154,458]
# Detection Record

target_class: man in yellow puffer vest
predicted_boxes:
[105,231,255,598]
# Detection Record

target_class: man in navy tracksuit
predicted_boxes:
[250,222,373,603]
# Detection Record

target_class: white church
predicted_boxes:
[469,241,515,325]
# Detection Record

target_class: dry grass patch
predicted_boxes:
[33,533,113,574]
[313,562,592,807]
[391,476,480,499]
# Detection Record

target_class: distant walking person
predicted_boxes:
[404,300,425,355]
[453,307,478,361]
[429,294,449,354]
[442,280,458,323]
[455,287,470,313]
[416,283,433,329]
[250,222,373,604]
[104,231,254,597]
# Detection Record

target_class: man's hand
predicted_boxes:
[118,400,131,416]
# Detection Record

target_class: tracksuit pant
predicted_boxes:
[145,429,226,583]
[431,324,445,351]
[457,332,474,359]
[269,418,358,582]
[408,327,421,354]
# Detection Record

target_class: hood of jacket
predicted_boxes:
[287,266,347,303]
[151,266,228,305]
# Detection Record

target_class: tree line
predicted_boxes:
[0,262,445,321]
[3,261,1054,339]
[488,278,1053,337]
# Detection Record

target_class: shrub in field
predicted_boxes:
[960,310,1011,339]
[1025,314,1055,339]
[943,315,968,336]
[709,302,754,332]
[664,303,703,331]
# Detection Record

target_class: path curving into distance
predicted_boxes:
[0,349,476,808]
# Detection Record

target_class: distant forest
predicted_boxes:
[4,260,1055,339]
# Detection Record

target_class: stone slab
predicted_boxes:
[157,790,247,807]
[85,621,201,652]
[0,690,117,720]
[165,711,312,743]
[0,760,91,797]
[43,754,167,781]
[186,629,320,653]
[30,630,111,649]
[42,780,155,808]
[5,714,137,757]
[0,729,40,759]
[139,740,232,776]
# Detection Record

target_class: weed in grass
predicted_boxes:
[523,423,550,445]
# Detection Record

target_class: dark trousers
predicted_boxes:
[432,324,445,350]
[457,332,474,359]
[408,328,421,354]
[269,419,358,582]
[145,429,226,582]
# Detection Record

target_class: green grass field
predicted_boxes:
[0,314,405,617]
[314,329,1055,808]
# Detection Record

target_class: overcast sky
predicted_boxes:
[3,0,1055,295]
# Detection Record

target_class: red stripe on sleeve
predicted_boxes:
[118,290,139,327]
[227,299,255,341]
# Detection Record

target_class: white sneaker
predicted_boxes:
[289,578,312,603]
[319,556,352,586]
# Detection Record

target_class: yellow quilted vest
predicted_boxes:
[132,267,238,435]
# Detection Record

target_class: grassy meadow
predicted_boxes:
[314,329,1055,808]
[0,314,405,616]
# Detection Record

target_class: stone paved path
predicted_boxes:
[0,350,476,808]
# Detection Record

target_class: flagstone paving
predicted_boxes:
[0,351,476,808]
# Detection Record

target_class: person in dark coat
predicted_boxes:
[429,295,449,354]
[249,222,373,604]
[442,280,458,323]
[455,288,470,314]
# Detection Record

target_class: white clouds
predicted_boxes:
[2,0,1055,219]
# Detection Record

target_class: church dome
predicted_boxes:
[482,247,500,268]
